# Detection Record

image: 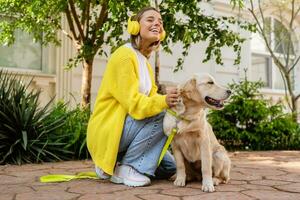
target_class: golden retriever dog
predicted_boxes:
[163,73,231,192]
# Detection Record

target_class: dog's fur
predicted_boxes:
[163,73,231,192]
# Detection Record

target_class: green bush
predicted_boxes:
[47,101,90,159]
[208,78,300,150]
[0,70,72,165]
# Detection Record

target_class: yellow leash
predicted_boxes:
[157,127,177,166]
[158,108,188,166]
[40,171,98,183]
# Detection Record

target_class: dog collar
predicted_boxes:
[166,109,190,122]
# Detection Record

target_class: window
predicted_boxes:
[251,53,271,87]
[0,29,42,71]
[251,17,295,90]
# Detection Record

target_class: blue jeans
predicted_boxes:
[117,112,176,178]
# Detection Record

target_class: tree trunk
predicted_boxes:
[81,58,93,109]
[155,51,163,94]
[291,97,298,122]
[154,51,160,85]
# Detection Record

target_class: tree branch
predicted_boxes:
[288,55,300,73]
[249,0,295,110]
[61,29,73,40]
[249,1,285,73]
[295,94,300,101]
[68,0,85,40]
[290,0,295,28]
[65,7,78,41]
[91,0,108,43]
[61,29,81,50]
[82,0,91,37]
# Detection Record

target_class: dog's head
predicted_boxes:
[180,73,231,110]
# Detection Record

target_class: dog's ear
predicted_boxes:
[190,77,197,86]
[181,78,196,99]
[179,88,184,95]
[181,77,202,102]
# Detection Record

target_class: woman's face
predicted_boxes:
[139,10,164,44]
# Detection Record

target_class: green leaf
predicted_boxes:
[22,130,28,151]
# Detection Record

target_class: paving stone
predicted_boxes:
[139,194,181,200]
[31,184,67,192]
[185,181,202,189]
[68,181,128,194]
[228,180,248,185]
[115,187,160,195]
[79,193,141,200]
[230,171,262,181]
[0,194,14,200]
[6,170,51,179]
[48,160,93,169]
[1,151,300,200]
[183,192,254,200]
[249,179,291,186]
[0,174,33,185]
[215,184,245,192]
[0,185,33,194]
[234,167,286,176]
[242,189,300,200]
[3,164,51,173]
[15,191,79,200]
[241,184,277,191]
[161,187,204,196]
[144,180,175,189]
[274,182,300,193]
[266,173,300,183]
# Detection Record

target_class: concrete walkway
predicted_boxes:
[1,151,300,200]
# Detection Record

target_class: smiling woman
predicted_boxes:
[129,8,166,58]
[86,7,179,187]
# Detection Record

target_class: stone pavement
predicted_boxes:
[1,151,300,200]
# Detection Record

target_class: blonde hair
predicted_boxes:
[130,7,161,50]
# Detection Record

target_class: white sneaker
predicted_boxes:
[110,164,151,187]
[95,166,110,180]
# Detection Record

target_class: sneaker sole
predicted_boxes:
[110,176,151,187]
[110,175,124,184]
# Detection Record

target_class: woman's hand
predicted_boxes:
[166,88,179,108]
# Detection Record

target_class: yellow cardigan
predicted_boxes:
[87,45,168,175]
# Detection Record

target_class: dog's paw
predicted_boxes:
[213,177,221,186]
[169,174,176,181]
[222,176,230,184]
[174,177,186,187]
[202,178,215,192]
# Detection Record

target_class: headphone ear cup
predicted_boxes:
[160,30,166,41]
[127,18,140,35]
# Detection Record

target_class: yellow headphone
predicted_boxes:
[127,17,166,41]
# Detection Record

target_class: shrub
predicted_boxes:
[208,78,300,150]
[47,101,90,159]
[0,70,72,165]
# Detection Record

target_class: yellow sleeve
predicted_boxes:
[107,56,168,120]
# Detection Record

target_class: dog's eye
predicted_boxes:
[207,81,214,85]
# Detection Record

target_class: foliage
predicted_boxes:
[247,0,300,120]
[47,101,91,159]
[0,0,254,69]
[208,77,300,150]
[0,70,72,165]
[0,0,255,106]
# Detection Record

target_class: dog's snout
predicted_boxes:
[226,90,231,95]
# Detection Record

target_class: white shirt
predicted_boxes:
[125,43,151,96]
